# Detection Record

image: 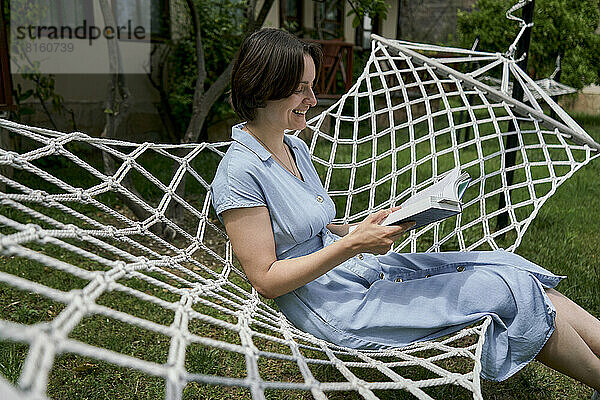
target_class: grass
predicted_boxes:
[0,112,599,399]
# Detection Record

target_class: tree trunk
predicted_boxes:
[148,44,179,143]
[97,0,155,230]
[163,0,275,231]
[182,0,275,144]
[105,0,275,238]
[0,127,14,192]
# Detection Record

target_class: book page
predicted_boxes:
[401,168,461,207]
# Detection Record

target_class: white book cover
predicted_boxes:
[380,168,471,230]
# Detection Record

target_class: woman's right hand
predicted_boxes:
[344,207,415,255]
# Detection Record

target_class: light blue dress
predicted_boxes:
[211,123,565,381]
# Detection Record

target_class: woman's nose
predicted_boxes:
[304,87,317,107]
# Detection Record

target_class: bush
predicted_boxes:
[457,0,600,89]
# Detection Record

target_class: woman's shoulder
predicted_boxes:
[215,142,264,180]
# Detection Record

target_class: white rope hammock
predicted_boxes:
[0,35,598,400]
[478,55,577,100]
[477,76,577,100]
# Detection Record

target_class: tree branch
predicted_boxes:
[97,0,157,231]
[182,0,276,144]
[345,0,364,29]
[185,0,206,86]
[147,45,179,142]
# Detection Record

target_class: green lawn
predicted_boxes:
[478,114,600,400]
[1,113,599,399]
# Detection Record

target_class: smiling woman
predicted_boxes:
[230,28,320,125]
[209,28,600,391]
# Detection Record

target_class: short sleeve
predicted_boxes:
[210,157,267,222]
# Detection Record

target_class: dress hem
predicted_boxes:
[480,307,557,382]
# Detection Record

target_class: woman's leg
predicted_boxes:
[545,288,600,357]
[535,291,600,391]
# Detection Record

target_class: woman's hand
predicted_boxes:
[222,205,412,299]
[343,206,415,255]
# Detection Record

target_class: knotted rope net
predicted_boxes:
[0,36,598,400]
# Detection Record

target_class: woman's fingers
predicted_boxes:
[354,215,414,254]
[365,208,391,225]
[400,221,416,231]
[365,206,403,226]
[385,221,415,239]
[385,221,414,232]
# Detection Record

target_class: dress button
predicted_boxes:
[425,274,432,278]
[395,278,403,283]
[456,265,465,272]
[316,195,324,203]
[379,272,385,279]
[357,254,364,260]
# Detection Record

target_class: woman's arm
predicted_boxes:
[222,206,412,299]
[326,223,350,236]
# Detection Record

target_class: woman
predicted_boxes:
[210,28,600,390]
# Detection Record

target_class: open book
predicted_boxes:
[380,168,471,230]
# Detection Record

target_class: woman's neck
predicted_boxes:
[245,118,286,152]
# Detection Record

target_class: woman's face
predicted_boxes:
[260,54,317,131]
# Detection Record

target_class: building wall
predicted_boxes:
[381,1,399,40]
[261,0,280,28]
[561,86,600,115]
[13,0,598,141]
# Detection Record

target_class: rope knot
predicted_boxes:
[47,139,60,153]
[107,225,122,239]
[137,256,150,265]
[106,177,118,190]
[114,260,128,274]
[135,221,146,234]
[153,210,164,221]
[26,223,45,241]
[74,188,90,203]
[30,190,45,202]
[64,224,82,239]
[71,290,93,313]
[3,151,22,166]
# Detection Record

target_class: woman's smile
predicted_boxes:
[262,54,317,132]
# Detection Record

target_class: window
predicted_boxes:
[113,0,170,42]
[280,0,303,34]
[355,14,381,48]
[1,1,13,111]
[315,0,343,40]
[39,0,94,27]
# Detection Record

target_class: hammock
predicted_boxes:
[0,36,598,400]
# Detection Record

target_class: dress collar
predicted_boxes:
[231,123,300,162]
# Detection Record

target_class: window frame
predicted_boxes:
[111,0,171,43]
[0,0,14,111]
[32,0,95,39]
[317,0,344,40]
[279,0,303,34]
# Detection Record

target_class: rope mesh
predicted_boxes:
[309,36,599,253]
[0,36,598,400]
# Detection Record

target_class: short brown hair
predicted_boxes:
[231,28,322,121]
